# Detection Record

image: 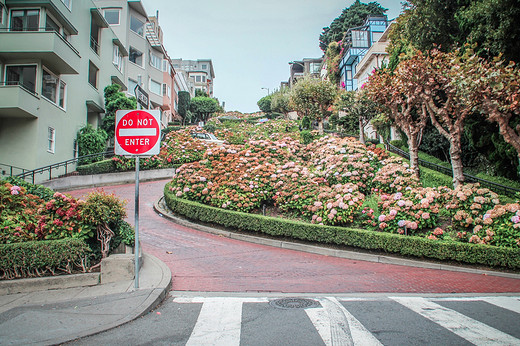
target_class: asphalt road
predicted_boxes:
[67,294,520,345]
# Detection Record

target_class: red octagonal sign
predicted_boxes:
[115,110,161,156]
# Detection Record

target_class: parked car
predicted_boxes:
[190,132,224,145]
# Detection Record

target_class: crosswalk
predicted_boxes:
[173,296,520,346]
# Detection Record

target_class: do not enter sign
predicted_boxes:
[115,110,161,156]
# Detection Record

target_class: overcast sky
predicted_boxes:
[142,0,403,113]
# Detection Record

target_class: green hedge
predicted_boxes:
[420,167,454,188]
[164,184,520,270]
[77,159,116,175]
[0,238,91,279]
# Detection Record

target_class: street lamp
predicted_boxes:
[261,87,270,95]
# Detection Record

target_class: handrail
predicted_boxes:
[16,150,114,184]
[386,143,520,197]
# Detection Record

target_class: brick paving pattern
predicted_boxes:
[66,180,520,293]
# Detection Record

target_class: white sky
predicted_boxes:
[142,0,403,113]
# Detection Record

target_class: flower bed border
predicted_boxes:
[164,183,520,270]
[0,238,91,280]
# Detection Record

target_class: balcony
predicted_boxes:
[0,29,81,74]
[0,83,40,118]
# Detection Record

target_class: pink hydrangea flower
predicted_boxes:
[10,185,21,195]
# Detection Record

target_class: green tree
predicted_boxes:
[102,84,136,139]
[270,89,292,118]
[319,0,387,52]
[190,96,219,123]
[289,77,337,135]
[334,90,378,144]
[76,124,108,164]
[257,94,272,113]
[177,91,191,125]
[195,89,207,97]
[325,41,342,85]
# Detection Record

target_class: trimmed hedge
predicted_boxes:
[0,238,91,280]
[77,159,116,175]
[164,184,520,270]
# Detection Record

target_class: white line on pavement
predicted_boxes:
[390,297,520,345]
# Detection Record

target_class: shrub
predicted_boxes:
[1,176,54,201]
[116,220,135,247]
[81,190,127,258]
[164,187,520,269]
[300,130,314,145]
[76,124,108,164]
[0,238,91,279]
[77,159,116,175]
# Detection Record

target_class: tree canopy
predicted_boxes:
[257,94,272,113]
[190,96,219,123]
[290,78,337,135]
[319,0,387,52]
[102,84,136,139]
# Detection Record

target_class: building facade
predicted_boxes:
[288,58,322,88]
[338,15,389,91]
[172,58,215,97]
[0,0,125,173]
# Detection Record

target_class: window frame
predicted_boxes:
[129,46,144,67]
[103,8,120,25]
[113,44,124,73]
[9,8,40,32]
[130,15,144,36]
[149,78,161,96]
[5,64,37,94]
[88,61,99,89]
[41,66,66,109]
[149,50,162,70]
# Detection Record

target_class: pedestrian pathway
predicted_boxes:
[69,295,520,345]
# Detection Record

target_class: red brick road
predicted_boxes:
[66,180,520,294]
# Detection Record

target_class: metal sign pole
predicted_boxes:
[134,156,140,289]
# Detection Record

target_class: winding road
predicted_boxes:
[66,179,520,294]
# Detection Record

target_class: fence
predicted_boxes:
[12,150,114,185]
[386,143,520,197]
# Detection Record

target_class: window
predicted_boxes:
[48,127,55,153]
[90,17,101,54]
[162,83,171,98]
[195,76,201,83]
[129,46,143,66]
[45,14,59,33]
[202,64,207,70]
[10,9,39,31]
[162,60,171,73]
[0,5,4,25]
[149,78,161,95]
[128,78,138,94]
[88,61,98,88]
[113,45,123,72]
[202,76,206,82]
[42,68,66,108]
[130,15,144,36]
[103,8,120,25]
[149,51,161,70]
[61,0,71,10]
[5,65,37,93]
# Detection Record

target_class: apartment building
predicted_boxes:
[0,0,125,173]
[172,58,215,97]
[287,58,323,88]
[338,15,389,91]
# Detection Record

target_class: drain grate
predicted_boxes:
[269,298,321,310]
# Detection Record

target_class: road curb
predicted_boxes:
[154,197,520,280]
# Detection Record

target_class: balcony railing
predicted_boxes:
[0,81,38,96]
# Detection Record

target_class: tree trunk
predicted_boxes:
[359,117,366,144]
[318,118,324,135]
[449,137,465,188]
[408,132,421,179]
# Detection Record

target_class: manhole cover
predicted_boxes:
[269,298,321,310]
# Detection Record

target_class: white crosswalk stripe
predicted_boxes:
[306,297,383,346]
[173,296,520,345]
[390,296,520,345]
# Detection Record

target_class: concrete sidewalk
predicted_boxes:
[0,253,171,345]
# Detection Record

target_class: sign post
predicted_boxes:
[115,109,160,289]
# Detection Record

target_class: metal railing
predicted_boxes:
[14,150,114,185]
[386,143,520,197]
